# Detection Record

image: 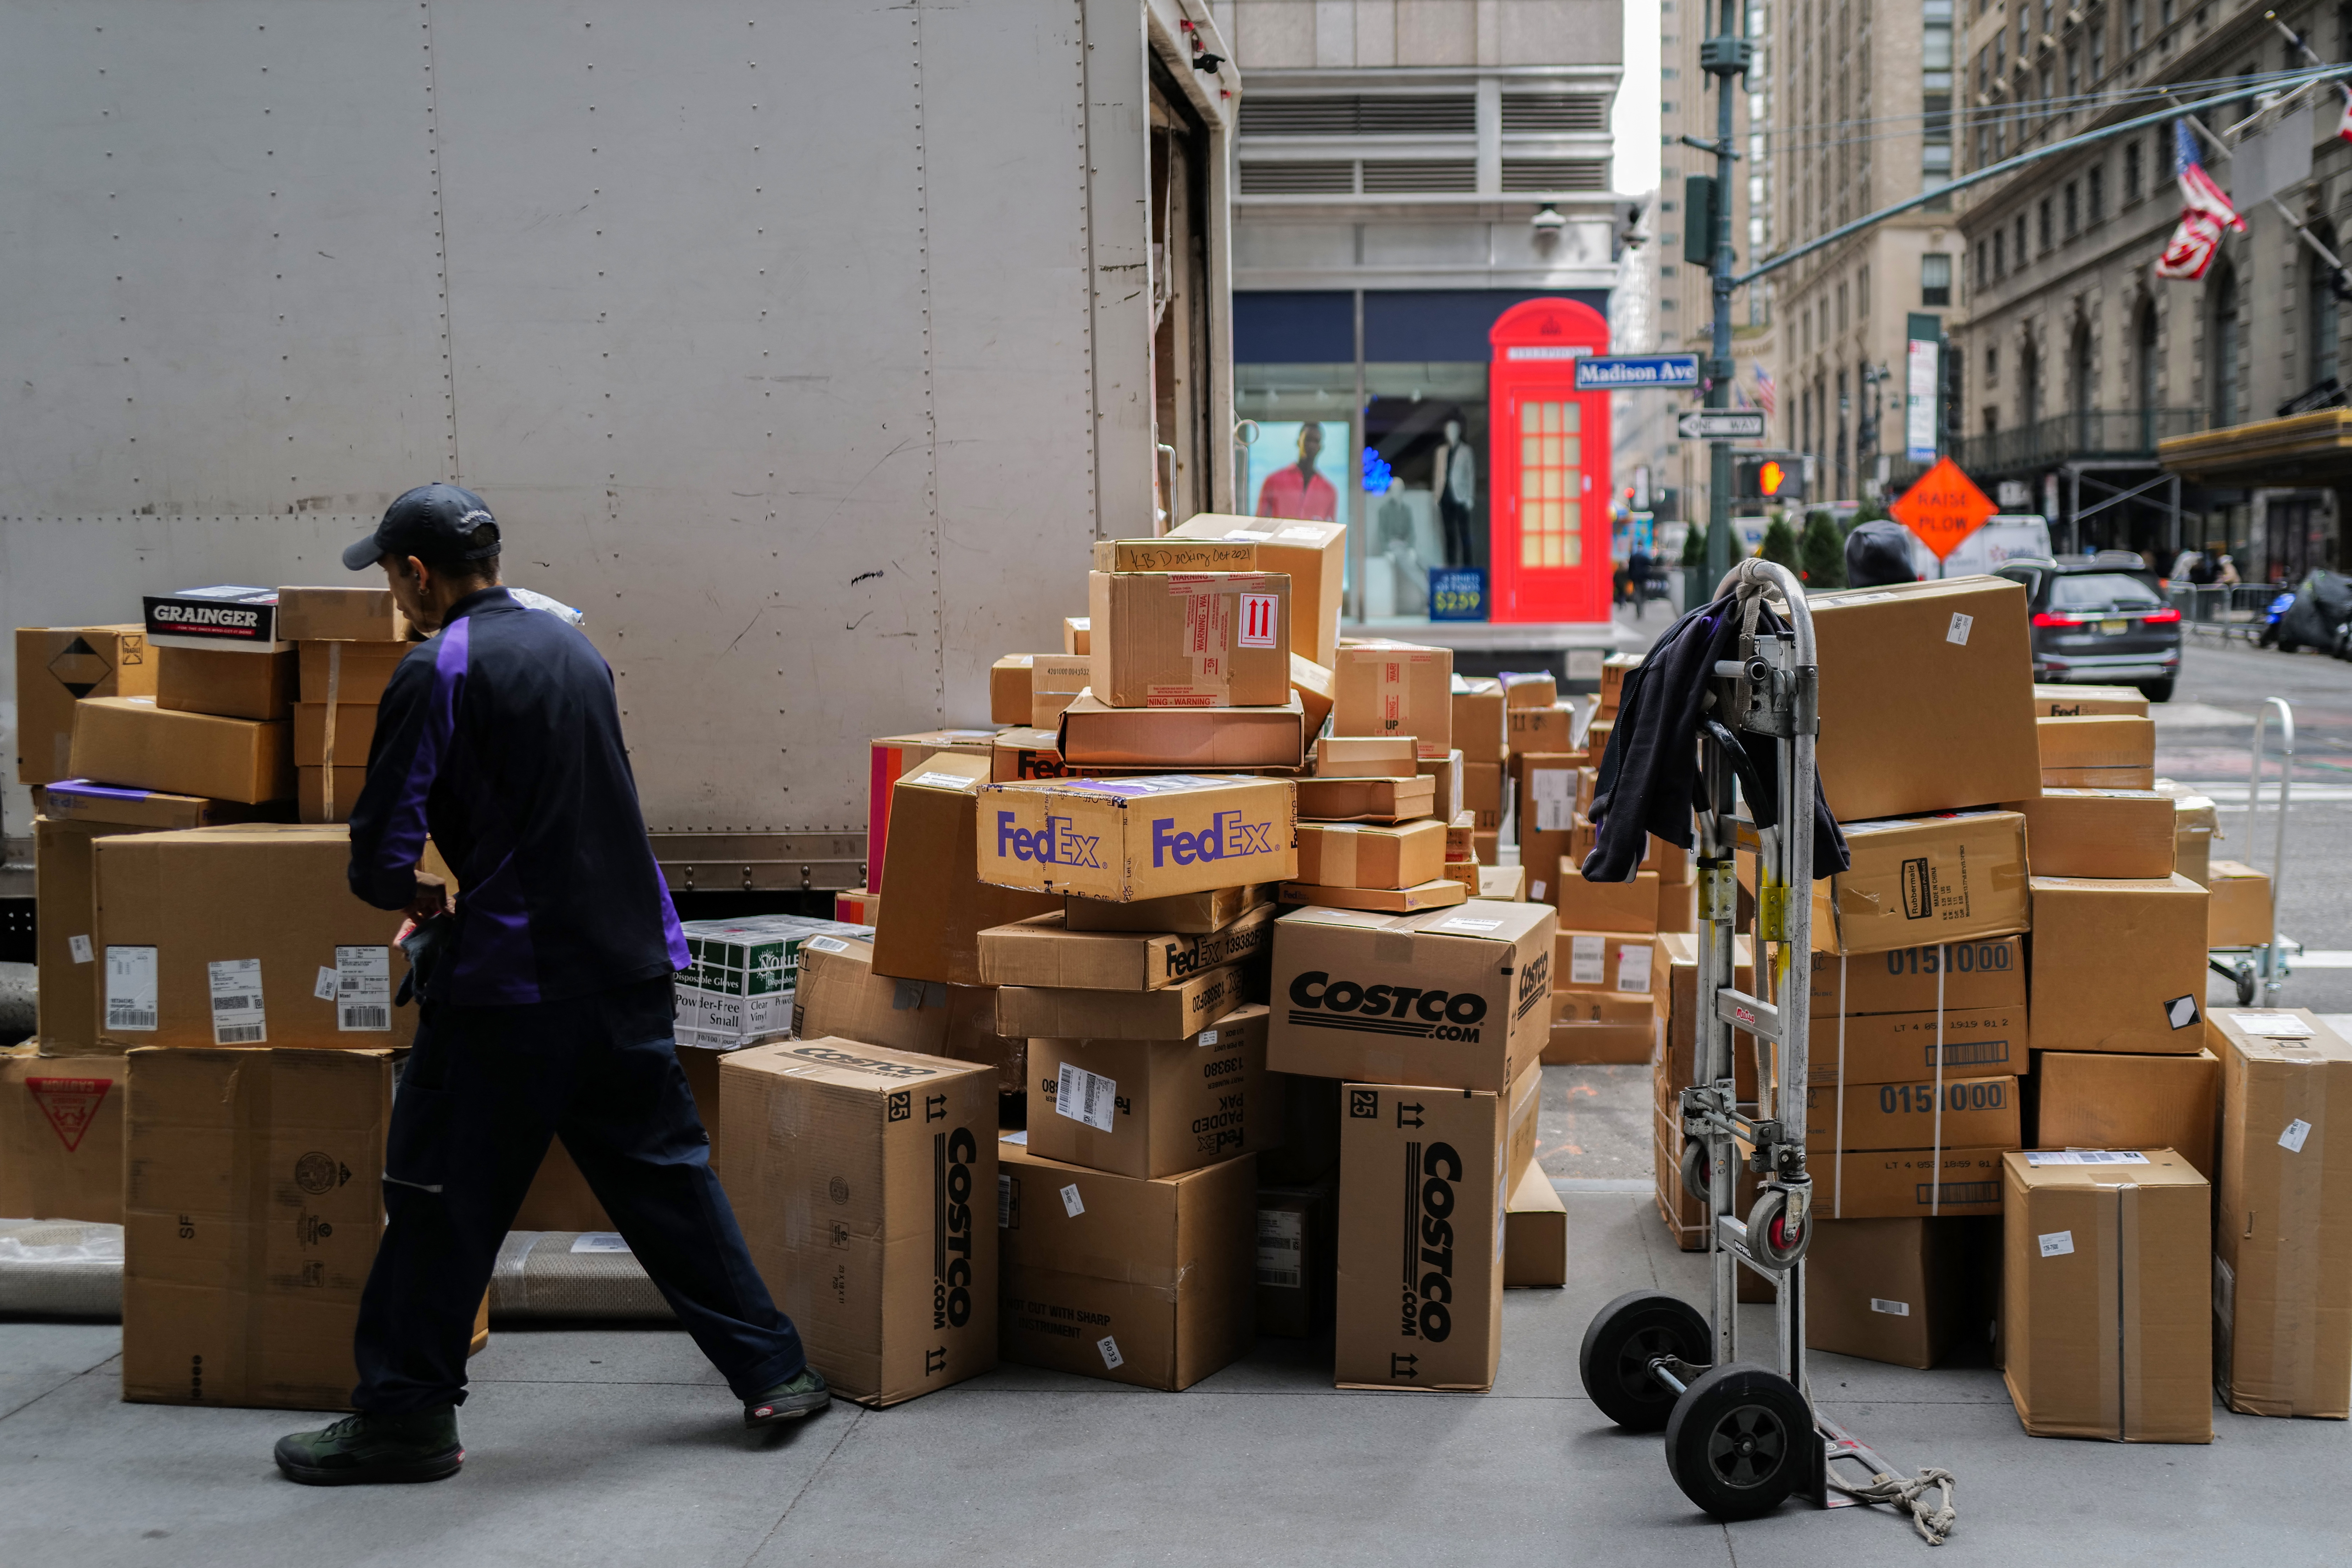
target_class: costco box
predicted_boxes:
[978,904,1276,991]
[1296,820,1445,891]
[1804,1075,2021,1153]
[1805,1217,1994,1369]
[0,1046,130,1222]
[1027,1004,1280,1178]
[1295,774,1435,823]
[38,780,272,831]
[274,586,409,643]
[2034,1048,2219,1178]
[93,826,415,1050]
[867,729,996,875]
[1809,577,2042,821]
[997,1140,1256,1389]
[1088,570,1291,708]
[156,646,296,722]
[35,817,143,1054]
[122,1046,393,1409]
[1257,1175,1338,1335]
[1333,641,1454,758]
[1064,883,1273,936]
[995,963,1256,1042]
[292,702,379,768]
[1809,811,2029,955]
[1817,1146,2008,1219]
[296,638,407,705]
[296,766,368,825]
[1055,692,1308,770]
[1452,675,1507,762]
[1335,1081,1507,1389]
[1503,1164,1568,1287]
[719,1038,998,1407]
[2033,682,2149,717]
[2206,859,2274,947]
[976,774,1297,902]
[1545,990,1655,1064]
[873,756,1061,986]
[1554,868,1660,934]
[2036,715,2156,790]
[2212,1009,2352,1418]
[1165,514,1349,666]
[2009,788,2174,878]
[2001,1149,2212,1442]
[16,625,154,786]
[2028,874,2209,1053]
[1266,901,1556,1091]
[69,697,292,805]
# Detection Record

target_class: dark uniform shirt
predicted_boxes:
[346,586,687,1006]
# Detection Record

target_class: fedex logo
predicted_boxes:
[996,812,1103,869]
[1152,810,1275,868]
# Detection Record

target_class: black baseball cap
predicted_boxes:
[343,484,503,571]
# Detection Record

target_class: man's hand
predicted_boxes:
[406,871,452,923]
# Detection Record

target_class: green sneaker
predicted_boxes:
[273,1406,464,1486]
[744,1367,831,1427]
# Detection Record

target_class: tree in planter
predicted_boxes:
[1681,519,1709,565]
[1800,510,1846,587]
[1759,515,1802,574]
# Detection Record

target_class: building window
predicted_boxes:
[2091,14,2106,78]
[1995,29,2007,75]
[1838,281,1849,332]
[1976,239,1990,288]
[2125,139,2142,201]
[1987,344,2000,385]
[2016,214,2029,265]
[1923,253,1954,306]
[2128,0,2143,49]
[1994,229,2007,278]
[1860,266,1871,320]
[2066,45,2080,99]
[2089,164,2106,223]
[2064,181,2079,238]
[2310,225,2342,386]
[2038,198,2053,252]
[1924,0,1954,193]
[2211,260,2242,426]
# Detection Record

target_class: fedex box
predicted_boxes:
[976,775,1297,902]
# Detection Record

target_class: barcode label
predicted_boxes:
[2024,1150,2150,1166]
[208,959,267,1045]
[1617,943,1654,995]
[1060,1182,1085,1219]
[334,946,394,1032]
[1096,1335,1124,1371]
[342,1007,390,1030]
[1570,935,1605,985]
[1256,1209,1305,1288]
[105,946,159,1032]
[1055,1063,1118,1132]
[1869,1298,1911,1317]
[68,934,93,964]
[997,1173,1013,1228]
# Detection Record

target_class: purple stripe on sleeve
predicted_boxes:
[375,618,469,879]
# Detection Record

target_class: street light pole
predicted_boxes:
[1701,0,1752,583]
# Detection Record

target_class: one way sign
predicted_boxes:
[1676,409,1767,440]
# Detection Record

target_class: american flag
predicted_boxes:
[2155,119,2245,282]
[2337,84,2352,144]
[1754,363,1777,416]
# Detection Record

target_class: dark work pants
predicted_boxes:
[1440,496,1474,567]
[352,975,804,1413]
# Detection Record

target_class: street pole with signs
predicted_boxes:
[1699,0,1750,586]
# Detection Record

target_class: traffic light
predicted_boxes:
[1732,451,1805,502]
[1682,176,1717,268]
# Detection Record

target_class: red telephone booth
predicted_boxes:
[1488,299,1613,623]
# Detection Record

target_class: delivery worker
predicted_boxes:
[273,485,827,1487]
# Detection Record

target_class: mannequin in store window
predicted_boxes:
[1255,422,1340,522]
[1374,477,1428,616]
[1433,418,1475,567]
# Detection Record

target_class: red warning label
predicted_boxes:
[27,1076,114,1152]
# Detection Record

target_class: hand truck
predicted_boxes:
[2209,696,2294,1007]
[1577,560,1952,1537]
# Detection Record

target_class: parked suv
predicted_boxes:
[1994,558,2182,701]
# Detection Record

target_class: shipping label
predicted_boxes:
[1570,935,1606,985]
[333,946,393,1032]
[1054,1063,1118,1132]
[207,958,267,1045]
[1256,1208,1305,1288]
[105,946,159,1032]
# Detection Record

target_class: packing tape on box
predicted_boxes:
[1827,945,1951,1219]
[1163,573,1277,707]
[2111,1185,2136,1437]
[2272,1066,2327,1404]
[321,642,343,820]
[1314,828,1359,889]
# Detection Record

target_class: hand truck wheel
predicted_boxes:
[2234,959,2257,1007]
[1664,1362,1813,1519]
[1746,1186,1809,1269]
[1678,1135,1711,1201]
[1579,1290,1710,1432]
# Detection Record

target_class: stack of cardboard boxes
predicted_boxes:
[278,587,415,824]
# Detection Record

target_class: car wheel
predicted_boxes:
[2138,679,2174,702]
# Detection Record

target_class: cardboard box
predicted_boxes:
[1657,932,1758,1096]
[1452,676,1507,762]
[1501,671,1558,709]
[1816,1146,2009,1218]
[1444,812,1477,861]
[142,586,282,653]
[1810,811,2030,955]
[1513,752,1581,897]
[990,727,1067,783]
[834,887,882,925]
[1583,718,1614,765]
[2028,874,2210,1053]
[1419,748,1463,823]
[1316,735,1419,778]
[2171,793,2216,887]
[69,697,292,805]
[1332,641,1454,758]
[297,766,367,824]
[37,780,272,830]
[1656,872,1696,934]
[1598,653,1641,715]
[296,638,407,705]
[0,1046,130,1222]
[156,646,296,722]
[990,654,1040,725]
[1055,691,1307,770]
[678,912,907,1048]
[1478,865,1526,900]
[995,962,1255,1042]
[1506,703,1576,758]
[122,1046,393,1409]
[1804,1075,2021,1153]
[16,625,155,786]
[872,755,1061,987]
[1335,1081,1507,1390]
[1809,578,2042,821]
[1544,991,1656,1064]
[274,586,409,643]
[1463,761,1503,829]
[1557,930,1658,994]
[2033,1049,2219,1178]
[1503,1164,1568,1287]
[1297,774,1434,823]
[2001,1148,2212,1442]
[867,729,997,875]
[2212,1009,2352,1417]
[1296,820,1446,891]
[93,826,417,1050]
[2033,682,2150,717]
[291,702,379,768]
[997,1140,1256,1390]
[790,933,952,1054]
[2036,714,2156,790]
[35,817,141,1054]
[977,905,1277,991]
[1266,901,1555,1091]
[1443,856,1480,897]
[2206,859,2274,947]
[1027,1004,1280,1178]
[1472,829,1500,863]
[1278,877,1467,914]
[1257,1175,1337,1335]
[1290,654,1335,735]
[1063,616,1090,655]
[1804,1217,1994,1369]
[1064,883,1273,936]
[1806,940,2028,1086]
[976,774,1297,902]
[1165,514,1349,667]
[1553,867,1660,934]
[1087,570,1291,709]
[2010,788,2174,878]
[719,1038,997,1407]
